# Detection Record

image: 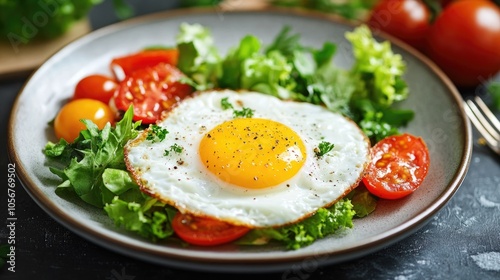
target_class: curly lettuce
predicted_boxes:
[238,199,355,250]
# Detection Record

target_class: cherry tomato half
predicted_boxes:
[363,133,430,200]
[112,63,193,124]
[73,74,118,104]
[111,49,179,80]
[172,213,250,246]
[426,0,500,86]
[367,0,431,52]
[54,99,114,142]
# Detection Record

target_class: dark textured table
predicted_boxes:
[1,2,500,279]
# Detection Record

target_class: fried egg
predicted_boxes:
[125,90,370,228]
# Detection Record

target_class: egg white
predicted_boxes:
[125,90,370,228]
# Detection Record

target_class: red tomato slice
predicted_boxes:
[73,74,118,104]
[172,213,250,246]
[113,63,193,124]
[363,133,430,200]
[111,49,179,80]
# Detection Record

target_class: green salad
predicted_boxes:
[44,23,412,249]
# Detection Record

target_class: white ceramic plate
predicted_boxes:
[8,8,472,273]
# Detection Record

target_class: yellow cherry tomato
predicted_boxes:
[54,98,114,142]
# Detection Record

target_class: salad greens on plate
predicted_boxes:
[44,23,412,249]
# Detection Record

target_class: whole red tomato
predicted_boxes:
[73,74,118,104]
[367,0,431,52]
[426,0,500,87]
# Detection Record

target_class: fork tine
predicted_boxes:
[464,100,500,153]
[465,99,500,142]
[474,96,500,133]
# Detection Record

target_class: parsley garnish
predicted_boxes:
[164,143,184,156]
[221,97,234,110]
[315,141,334,157]
[220,97,254,118]
[147,125,169,143]
[233,107,254,118]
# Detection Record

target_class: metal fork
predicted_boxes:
[464,96,500,155]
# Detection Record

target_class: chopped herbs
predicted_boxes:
[220,97,234,110]
[147,125,169,143]
[170,143,184,153]
[220,97,254,118]
[164,144,184,156]
[315,141,335,157]
[233,107,254,118]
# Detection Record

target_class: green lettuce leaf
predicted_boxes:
[219,35,261,89]
[238,199,355,249]
[346,25,408,108]
[104,196,177,241]
[176,23,222,89]
[240,50,294,98]
[346,185,378,218]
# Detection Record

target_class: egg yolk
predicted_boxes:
[199,118,306,189]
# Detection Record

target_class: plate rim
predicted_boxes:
[7,7,473,272]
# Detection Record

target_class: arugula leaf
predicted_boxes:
[312,42,337,68]
[261,26,352,112]
[265,26,303,59]
[44,106,141,207]
[238,199,355,249]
